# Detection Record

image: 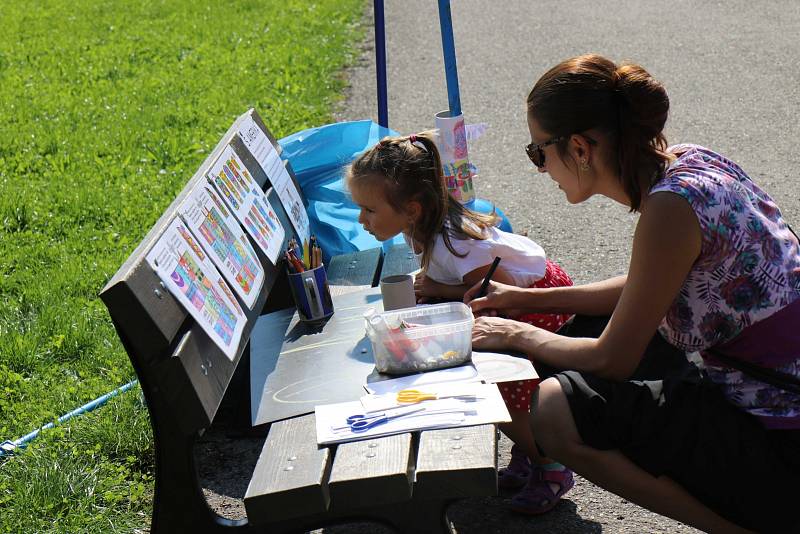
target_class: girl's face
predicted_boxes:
[527,115,593,204]
[350,179,412,241]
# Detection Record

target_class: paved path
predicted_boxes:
[331,1,800,531]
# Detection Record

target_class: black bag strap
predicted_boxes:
[706,347,800,396]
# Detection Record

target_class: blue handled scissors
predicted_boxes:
[345,406,425,433]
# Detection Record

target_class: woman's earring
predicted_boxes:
[580,159,590,172]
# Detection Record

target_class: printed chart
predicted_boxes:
[146,218,245,360]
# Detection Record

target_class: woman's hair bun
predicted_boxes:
[613,63,669,137]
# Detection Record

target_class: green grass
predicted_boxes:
[0,0,366,531]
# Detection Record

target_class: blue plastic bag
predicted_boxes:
[278,120,405,262]
[278,120,512,263]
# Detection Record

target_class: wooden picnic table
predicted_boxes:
[100,109,499,533]
[244,248,499,532]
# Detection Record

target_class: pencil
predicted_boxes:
[476,256,501,298]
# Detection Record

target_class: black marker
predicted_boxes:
[476,257,501,298]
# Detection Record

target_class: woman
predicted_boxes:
[465,54,800,533]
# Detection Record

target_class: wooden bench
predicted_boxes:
[100,109,498,533]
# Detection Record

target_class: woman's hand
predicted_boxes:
[472,316,533,352]
[463,280,528,317]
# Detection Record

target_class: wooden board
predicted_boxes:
[326,247,383,287]
[414,424,497,499]
[328,433,414,509]
[244,414,331,524]
[250,286,383,425]
[380,243,419,279]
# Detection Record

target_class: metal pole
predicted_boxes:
[437,0,461,116]
[0,379,138,457]
[374,0,388,127]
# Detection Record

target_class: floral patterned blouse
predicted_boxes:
[650,144,800,428]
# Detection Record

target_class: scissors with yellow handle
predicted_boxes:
[396,389,481,404]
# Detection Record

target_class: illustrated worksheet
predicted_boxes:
[146,218,245,361]
[237,115,310,242]
[207,145,285,264]
[179,182,264,309]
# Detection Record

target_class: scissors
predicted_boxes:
[344,406,425,433]
[396,389,481,404]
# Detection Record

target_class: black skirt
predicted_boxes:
[544,315,800,532]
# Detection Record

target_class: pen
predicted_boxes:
[476,256,501,298]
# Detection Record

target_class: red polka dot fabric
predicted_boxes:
[497,260,573,412]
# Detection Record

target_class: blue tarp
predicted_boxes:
[278,120,511,263]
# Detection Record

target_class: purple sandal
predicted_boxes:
[509,464,574,515]
[498,444,531,490]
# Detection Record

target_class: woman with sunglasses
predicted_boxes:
[465,54,800,532]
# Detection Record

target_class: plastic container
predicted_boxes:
[365,302,474,375]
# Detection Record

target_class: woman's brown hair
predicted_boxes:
[346,132,499,270]
[527,54,671,211]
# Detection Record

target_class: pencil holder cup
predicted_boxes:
[288,264,334,324]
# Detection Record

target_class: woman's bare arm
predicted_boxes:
[466,273,626,316]
[472,192,701,380]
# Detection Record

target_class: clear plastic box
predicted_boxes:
[365,302,474,375]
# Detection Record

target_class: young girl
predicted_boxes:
[346,132,576,515]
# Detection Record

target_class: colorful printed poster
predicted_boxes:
[272,163,310,243]
[237,115,286,189]
[236,115,310,242]
[179,183,264,309]
[146,218,245,361]
[208,145,285,264]
[239,191,284,264]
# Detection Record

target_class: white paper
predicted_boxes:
[236,115,310,242]
[360,381,490,413]
[207,145,285,264]
[237,115,286,188]
[178,183,264,309]
[273,163,310,242]
[315,383,510,445]
[238,190,285,264]
[145,218,245,360]
[472,351,539,383]
[364,364,482,395]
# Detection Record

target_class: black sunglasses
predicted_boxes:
[525,134,597,168]
[525,136,565,168]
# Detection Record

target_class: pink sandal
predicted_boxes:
[498,444,531,490]
[509,464,574,515]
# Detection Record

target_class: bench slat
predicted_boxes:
[328,433,414,509]
[326,247,383,287]
[380,243,419,278]
[245,414,331,525]
[414,425,497,500]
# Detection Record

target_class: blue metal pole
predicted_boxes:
[374,0,388,127]
[0,379,139,457]
[437,0,461,116]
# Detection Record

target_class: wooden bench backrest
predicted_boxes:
[99,109,300,436]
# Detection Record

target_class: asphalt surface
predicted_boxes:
[324,1,800,532]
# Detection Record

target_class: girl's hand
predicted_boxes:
[463,280,526,317]
[472,316,532,352]
[413,273,462,302]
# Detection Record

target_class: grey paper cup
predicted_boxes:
[380,274,416,311]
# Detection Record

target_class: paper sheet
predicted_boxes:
[472,351,539,383]
[364,364,482,395]
[315,383,510,445]
[360,381,490,413]
[236,115,310,241]
[178,183,264,309]
[207,145,285,264]
[146,218,245,360]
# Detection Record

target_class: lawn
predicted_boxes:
[0,0,366,531]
